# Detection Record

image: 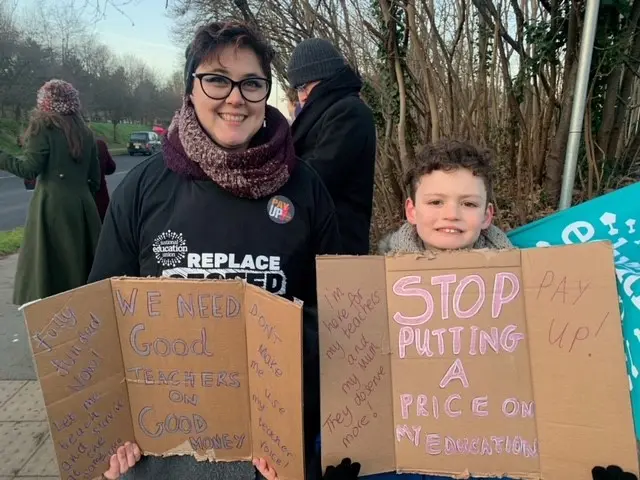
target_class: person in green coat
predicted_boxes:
[0,79,102,305]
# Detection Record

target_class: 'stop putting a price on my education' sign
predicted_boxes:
[317,242,639,480]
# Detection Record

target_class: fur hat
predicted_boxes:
[36,79,81,115]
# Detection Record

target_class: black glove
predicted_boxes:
[592,465,638,480]
[322,458,361,480]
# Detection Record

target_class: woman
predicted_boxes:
[16,134,36,190]
[0,79,102,305]
[95,137,116,221]
[92,20,340,480]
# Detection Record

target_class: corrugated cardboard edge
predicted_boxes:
[142,440,251,462]
[394,467,541,480]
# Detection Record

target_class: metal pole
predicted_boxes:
[558,0,601,210]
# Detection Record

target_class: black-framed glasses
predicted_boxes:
[192,73,271,103]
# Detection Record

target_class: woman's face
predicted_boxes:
[190,46,268,151]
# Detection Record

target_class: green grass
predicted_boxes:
[89,122,155,151]
[0,118,23,155]
[0,118,153,155]
[0,227,23,257]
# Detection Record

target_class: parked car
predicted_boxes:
[127,131,161,156]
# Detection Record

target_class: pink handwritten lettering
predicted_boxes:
[431,328,446,355]
[449,326,463,355]
[400,394,413,419]
[417,395,428,417]
[401,394,484,419]
[414,434,538,457]
[395,424,421,445]
[414,329,434,357]
[479,327,499,354]
[521,401,535,418]
[469,326,479,355]
[431,274,456,319]
[397,325,525,358]
[439,358,469,388]
[501,398,535,418]
[426,434,441,454]
[472,396,489,416]
[444,394,462,417]
[502,398,518,417]
[492,272,520,318]
[445,436,457,455]
[392,276,434,326]
[500,324,525,352]
[453,275,485,318]
[398,327,413,358]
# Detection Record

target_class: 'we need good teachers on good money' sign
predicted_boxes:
[22,278,305,480]
[317,242,638,479]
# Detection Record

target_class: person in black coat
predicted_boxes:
[288,38,376,255]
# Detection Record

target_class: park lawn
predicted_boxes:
[90,122,155,153]
[0,227,23,257]
[0,119,152,155]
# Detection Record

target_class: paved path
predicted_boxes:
[0,255,60,479]
[0,255,34,381]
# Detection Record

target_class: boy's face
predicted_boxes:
[405,168,494,250]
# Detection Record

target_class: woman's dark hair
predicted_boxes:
[405,139,494,202]
[184,20,275,95]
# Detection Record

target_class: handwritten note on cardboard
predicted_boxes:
[317,242,639,479]
[22,279,304,480]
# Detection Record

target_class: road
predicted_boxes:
[0,154,145,231]
[0,154,150,381]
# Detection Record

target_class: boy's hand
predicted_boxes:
[592,466,638,480]
[102,442,141,479]
[323,458,361,480]
[253,458,279,480]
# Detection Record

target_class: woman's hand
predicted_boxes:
[592,465,638,480]
[102,442,141,479]
[323,458,361,480]
[253,457,279,480]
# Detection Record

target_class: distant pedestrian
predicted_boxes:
[0,79,102,304]
[16,134,36,191]
[95,137,116,221]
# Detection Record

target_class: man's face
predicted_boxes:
[296,80,320,106]
[405,169,494,250]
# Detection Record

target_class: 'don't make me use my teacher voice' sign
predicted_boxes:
[21,278,305,480]
[317,242,639,480]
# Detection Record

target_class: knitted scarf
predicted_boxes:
[378,221,513,254]
[163,100,296,199]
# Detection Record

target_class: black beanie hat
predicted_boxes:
[287,38,347,88]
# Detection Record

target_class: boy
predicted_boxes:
[253,140,636,480]
[379,139,512,254]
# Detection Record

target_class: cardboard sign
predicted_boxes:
[317,242,639,479]
[22,278,304,480]
[507,182,640,439]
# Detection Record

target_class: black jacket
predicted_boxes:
[292,66,376,255]
[88,152,339,480]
